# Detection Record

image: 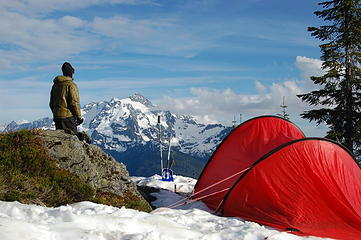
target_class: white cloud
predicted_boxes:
[60,16,85,28]
[0,11,97,68]
[91,16,156,39]
[255,80,266,92]
[158,85,283,125]
[296,56,324,79]
[158,76,327,137]
[89,15,220,57]
[294,56,325,96]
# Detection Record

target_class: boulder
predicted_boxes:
[36,129,149,208]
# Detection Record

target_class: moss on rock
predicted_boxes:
[0,129,151,212]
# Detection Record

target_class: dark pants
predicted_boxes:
[54,117,78,135]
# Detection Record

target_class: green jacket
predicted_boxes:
[49,76,82,120]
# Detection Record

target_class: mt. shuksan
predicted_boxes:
[4,94,232,177]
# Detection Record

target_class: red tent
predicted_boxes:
[194,116,361,239]
[194,116,305,211]
[222,138,361,239]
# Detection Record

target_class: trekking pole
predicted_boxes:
[158,115,163,173]
[166,134,172,169]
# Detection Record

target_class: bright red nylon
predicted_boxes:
[194,116,305,211]
[222,139,361,239]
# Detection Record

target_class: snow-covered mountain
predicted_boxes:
[4,94,231,177]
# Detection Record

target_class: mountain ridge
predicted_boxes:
[3,94,232,177]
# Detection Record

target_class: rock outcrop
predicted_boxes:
[36,129,150,210]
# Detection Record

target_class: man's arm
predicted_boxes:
[68,83,82,121]
[49,85,55,112]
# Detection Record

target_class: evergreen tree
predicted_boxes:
[298,0,361,155]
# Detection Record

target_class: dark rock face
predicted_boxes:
[36,130,147,203]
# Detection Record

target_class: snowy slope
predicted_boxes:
[0,175,330,240]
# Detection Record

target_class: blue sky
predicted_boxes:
[0,0,328,135]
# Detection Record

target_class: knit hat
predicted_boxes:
[62,62,75,77]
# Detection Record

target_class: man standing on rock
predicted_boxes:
[50,62,84,135]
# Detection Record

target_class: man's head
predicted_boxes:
[62,62,75,78]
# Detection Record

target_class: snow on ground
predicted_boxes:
[0,174,330,240]
[132,175,209,211]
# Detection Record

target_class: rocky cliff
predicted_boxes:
[0,129,151,211]
[37,130,139,198]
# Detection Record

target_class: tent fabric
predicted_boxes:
[194,116,305,211]
[221,138,361,239]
